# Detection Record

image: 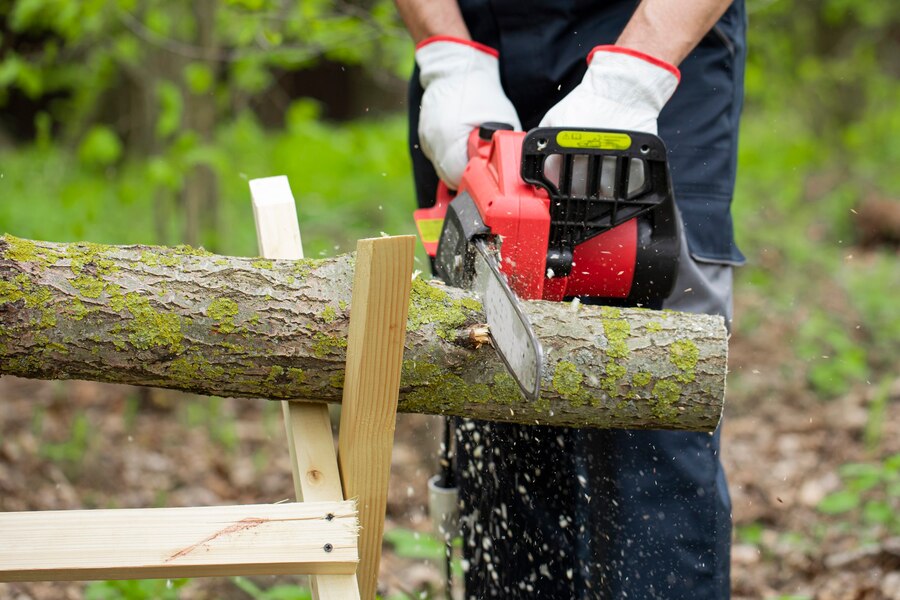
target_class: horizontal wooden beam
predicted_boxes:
[0,501,358,582]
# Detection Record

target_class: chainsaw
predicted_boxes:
[414,123,681,400]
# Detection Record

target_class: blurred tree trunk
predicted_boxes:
[182,0,220,250]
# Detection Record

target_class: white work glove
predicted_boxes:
[539,45,680,134]
[417,36,522,189]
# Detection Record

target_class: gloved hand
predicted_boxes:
[416,36,521,189]
[539,45,680,134]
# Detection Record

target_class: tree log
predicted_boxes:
[0,235,727,431]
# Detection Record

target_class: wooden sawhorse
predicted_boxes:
[0,176,415,600]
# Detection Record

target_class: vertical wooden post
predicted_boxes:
[338,236,415,600]
[250,176,360,600]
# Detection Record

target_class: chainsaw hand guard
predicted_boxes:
[520,127,675,276]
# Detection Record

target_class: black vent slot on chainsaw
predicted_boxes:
[520,127,677,279]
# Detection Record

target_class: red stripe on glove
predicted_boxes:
[416,35,500,58]
[587,45,681,82]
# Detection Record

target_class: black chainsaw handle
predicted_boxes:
[520,126,668,202]
[521,126,667,159]
[518,127,676,261]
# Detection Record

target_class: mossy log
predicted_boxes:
[0,235,727,431]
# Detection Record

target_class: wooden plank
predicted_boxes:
[250,176,360,600]
[338,236,415,600]
[0,501,358,582]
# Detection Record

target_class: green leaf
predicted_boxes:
[231,56,271,94]
[839,463,883,492]
[817,490,861,515]
[884,454,900,475]
[736,522,764,545]
[112,35,142,67]
[184,63,215,95]
[147,156,180,190]
[16,61,44,98]
[0,56,22,88]
[145,8,172,37]
[285,99,322,131]
[34,112,52,148]
[226,0,267,9]
[231,576,312,600]
[886,482,900,499]
[256,586,313,600]
[862,500,894,525]
[85,578,188,600]
[263,29,283,46]
[10,0,53,31]
[155,81,183,139]
[384,527,447,561]
[78,125,122,167]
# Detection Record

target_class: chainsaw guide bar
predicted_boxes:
[471,239,544,402]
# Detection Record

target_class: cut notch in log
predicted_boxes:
[0,235,728,431]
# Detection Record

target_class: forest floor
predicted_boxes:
[0,266,898,600]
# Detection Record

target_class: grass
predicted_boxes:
[0,104,418,260]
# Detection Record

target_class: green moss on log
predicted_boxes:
[206,297,240,334]
[168,355,225,383]
[293,258,318,279]
[265,365,284,383]
[172,244,213,257]
[69,298,89,320]
[491,372,522,406]
[66,242,120,277]
[401,367,526,416]
[404,372,491,412]
[0,273,54,327]
[632,371,653,387]
[70,275,105,299]
[650,380,682,420]
[601,307,630,359]
[645,321,663,333]
[552,361,591,407]
[321,305,338,324]
[401,359,443,387]
[120,292,184,352]
[599,307,631,396]
[0,275,29,305]
[287,367,306,385]
[406,278,481,339]
[2,236,62,269]
[312,332,347,358]
[669,339,699,383]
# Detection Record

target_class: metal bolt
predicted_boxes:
[325,513,334,521]
[323,543,333,553]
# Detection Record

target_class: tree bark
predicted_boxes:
[0,235,728,431]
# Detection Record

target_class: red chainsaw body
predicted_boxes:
[414,130,638,302]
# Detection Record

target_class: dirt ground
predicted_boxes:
[1,284,898,600]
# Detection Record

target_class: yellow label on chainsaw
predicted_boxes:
[556,131,632,150]
[416,218,444,243]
